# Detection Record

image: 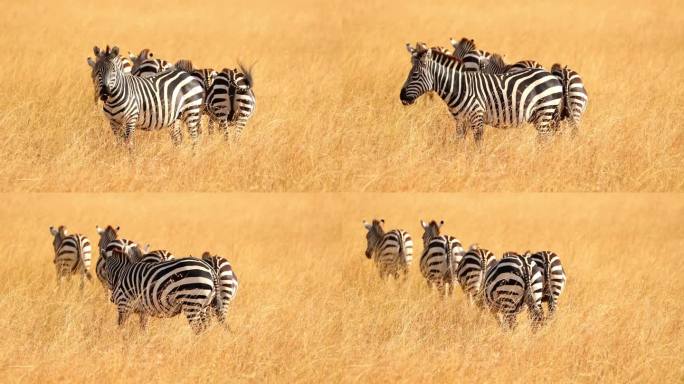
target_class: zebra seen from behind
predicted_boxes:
[206,66,256,139]
[484,252,544,330]
[87,45,205,145]
[104,252,221,334]
[362,219,413,280]
[455,244,496,307]
[551,64,588,133]
[200,252,239,324]
[49,226,93,287]
[525,250,566,319]
[129,48,173,78]
[419,220,464,296]
[400,43,563,141]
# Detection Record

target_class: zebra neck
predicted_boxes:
[429,61,466,105]
[105,71,128,103]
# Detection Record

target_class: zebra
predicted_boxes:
[120,55,133,74]
[87,45,205,145]
[551,64,588,133]
[104,252,220,334]
[482,54,544,74]
[200,252,239,324]
[49,226,93,287]
[400,43,563,141]
[129,48,172,78]
[449,37,493,71]
[483,253,544,329]
[525,251,566,319]
[362,219,413,279]
[95,224,143,290]
[455,244,496,307]
[138,248,176,263]
[419,220,464,295]
[206,66,256,139]
[174,59,219,134]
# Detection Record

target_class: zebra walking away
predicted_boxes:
[104,252,220,334]
[87,45,205,145]
[201,252,239,324]
[455,244,496,306]
[400,44,563,141]
[551,64,588,133]
[362,219,413,279]
[484,253,544,330]
[49,226,93,287]
[525,250,566,319]
[206,66,256,139]
[419,220,464,296]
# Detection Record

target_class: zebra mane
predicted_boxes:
[175,59,194,71]
[483,54,507,73]
[551,63,564,74]
[450,37,476,59]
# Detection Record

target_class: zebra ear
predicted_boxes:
[144,244,150,253]
[420,220,428,229]
[50,226,58,236]
[128,52,136,60]
[380,219,385,224]
[115,226,120,231]
[111,46,119,57]
[60,226,68,236]
[87,57,95,68]
[93,46,101,56]
[438,220,444,227]
[96,225,103,234]
[406,43,416,55]
[449,37,458,48]
[363,220,372,230]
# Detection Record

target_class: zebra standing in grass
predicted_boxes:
[455,244,496,306]
[104,252,220,334]
[49,226,93,287]
[174,59,219,134]
[484,253,544,329]
[551,64,588,133]
[482,54,544,74]
[400,44,563,141]
[95,224,143,290]
[129,48,173,78]
[449,37,494,71]
[87,45,205,145]
[525,251,566,319]
[201,252,239,323]
[362,219,413,279]
[206,66,256,138]
[419,220,464,295]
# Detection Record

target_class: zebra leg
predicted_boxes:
[453,117,467,139]
[110,121,123,142]
[469,116,484,143]
[117,310,130,328]
[186,117,200,147]
[504,314,518,331]
[138,312,148,331]
[207,118,216,135]
[221,122,230,141]
[170,120,183,145]
[234,119,247,139]
[123,119,137,147]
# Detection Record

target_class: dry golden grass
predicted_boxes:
[0,0,682,191]
[0,194,682,383]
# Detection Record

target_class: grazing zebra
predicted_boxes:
[484,253,544,329]
[129,48,172,78]
[201,252,239,323]
[419,220,464,295]
[551,64,588,133]
[206,66,256,138]
[482,54,544,74]
[449,37,493,71]
[138,249,176,263]
[455,244,496,306]
[87,45,205,145]
[362,219,413,279]
[95,224,143,290]
[400,44,563,141]
[104,252,220,333]
[49,226,93,287]
[525,251,566,318]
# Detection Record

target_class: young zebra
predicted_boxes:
[104,252,220,334]
[362,219,413,280]
[482,54,544,74]
[201,252,239,324]
[129,48,173,78]
[484,253,544,329]
[419,220,464,296]
[455,244,496,307]
[449,37,494,71]
[49,226,93,287]
[525,251,566,319]
[551,64,588,133]
[87,45,205,145]
[95,225,143,290]
[400,44,563,141]
[206,66,256,139]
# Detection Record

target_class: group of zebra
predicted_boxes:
[363,219,566,330]
[87,45,256,146]
[400,37,588,141]
[49,225,239,334]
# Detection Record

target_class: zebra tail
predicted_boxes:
[211,269,224,318]
[237,60,255,88]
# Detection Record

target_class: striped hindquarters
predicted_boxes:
[201,254,239,318]
[105,239,142,262]
[551,64,588,125]
[420,235,464,286]
[484,255,544,321]
[456,246,495,303]
[527,251,566,309]
[54,234,92,277]
[374,230,413,277]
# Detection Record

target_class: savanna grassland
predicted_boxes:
[0,0,682,191]
[0,194,682,383]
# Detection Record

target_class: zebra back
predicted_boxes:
[551,63,588,125]
[138,249,176,263]
[50,226,92,277]
[527,251,566,305]
[456,245,495,302]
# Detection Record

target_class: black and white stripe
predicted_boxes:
[129,48,172,78]
[551,64,588,132]
[104,252,220,334]
[363,219,413,279]
[449,37,493,71]
[138,249,176,263]
[95,224,142,290]
[400,44,563,141]
[525,250,566,318]
[87,45,205,145]
[455,244,496,306]
[49,226,92,287]
[482,54,544,74]
[419,220,464,295]
[206,66,256,138]
[201,252,239,323]
[484,253,544,329]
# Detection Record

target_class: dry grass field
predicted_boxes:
[0,194,682,383]
[0,0,682,191]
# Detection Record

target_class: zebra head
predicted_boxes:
[363,219,385,259]
[49,225,68,253]
[449,37,476,59]
[87,45,123,101]
[420,220,443,247]
[96,224,120,256]
[400,43,435,105]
